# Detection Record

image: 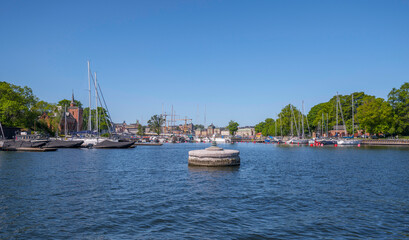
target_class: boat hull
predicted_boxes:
[93,140,134,149]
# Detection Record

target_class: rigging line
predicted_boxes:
[97,82,114,131]
[89,74,113,134]
[91,74,114,133]
[92,74,112,136]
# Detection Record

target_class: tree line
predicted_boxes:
[255,82,409,137]
[0,81,110,135]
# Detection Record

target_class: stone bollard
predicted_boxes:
[188,141,240,167]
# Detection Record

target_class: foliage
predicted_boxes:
[57,99,83,108]
[137,124,145,136]
[255,118,276,136]
[0,81,38,128]
[82,107,111,132]
[357,96,392,134]
[33,101,59,135]
[277,104,305,136]
[148,114,164,135]
[194,124,205,130]
[307,92,372,134]
[388,82,409,135]
[227,120,239,136]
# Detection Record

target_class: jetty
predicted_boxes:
[231,138,264,143]
[361,139,409,146]
[133,142,163,146]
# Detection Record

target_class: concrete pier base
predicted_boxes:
[188,144,240,167]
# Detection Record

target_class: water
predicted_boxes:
[1,143,408,239]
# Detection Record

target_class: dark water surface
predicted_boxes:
[1,143,408,239]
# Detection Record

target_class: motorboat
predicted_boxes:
[212,137,231,144]
[337,139,361,145]
[286,138,309,144]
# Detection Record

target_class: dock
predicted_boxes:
[361,139,409,146]
[133,143,163,146]
[231,138,264,143]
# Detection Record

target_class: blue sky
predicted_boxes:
[1,0,408,127]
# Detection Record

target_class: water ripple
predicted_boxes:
[0,145,408,238]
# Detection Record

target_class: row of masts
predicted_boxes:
[275,93,356,138]
[86,61,114,136]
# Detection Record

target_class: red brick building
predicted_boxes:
[59,94,83,133]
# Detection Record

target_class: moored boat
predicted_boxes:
[337,139,361,145]
[44,140,84,148]
[1,140,57,151]
[93,140,134,149]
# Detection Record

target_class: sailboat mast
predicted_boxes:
[338,95,347,136]
[171,105,174,134]
[0,121,4,139]
[322,112,324,137]
[352,94,354,137]
[64,105,67,137]
[301,101,305,139]
[204,104,207,129]
[95,72,99,137]
[336,93,339,136]
[88,61,92,132]
[275,115,277,137]
[280,113,283,137]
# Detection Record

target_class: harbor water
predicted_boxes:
[1,143,408,239]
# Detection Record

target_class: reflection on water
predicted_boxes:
[188,165,240,173]
[1,143,409,239]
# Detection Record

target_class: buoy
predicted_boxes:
[310,144,313,147]
[321,144,324,147]
[334,144,338,147]
[358,143,361,147]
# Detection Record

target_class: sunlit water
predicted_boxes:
[1,143,408,239]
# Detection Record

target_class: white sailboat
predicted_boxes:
[336,93,361,146]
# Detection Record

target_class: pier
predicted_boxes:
[231,138,264,143]
[361,139,409,146]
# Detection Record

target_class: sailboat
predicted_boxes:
[336,93,361,146]
[286,102,309,145]
[75,61,134,148]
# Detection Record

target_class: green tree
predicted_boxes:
[82,107,112,132]
[32,101,59,135]
[307,92,373,134]
[194,124,204,130]
[388,82,409,135]
[137,124,145,136]
[357,96,392,134]
[0,81,38,128]
[278,104,304,136]
[255,121,265,134]
[255,118,276,136]
[148,114,164,135]
[58,99,83,108]
[227,120,239,136]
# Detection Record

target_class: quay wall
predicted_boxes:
[361,139,409,145]
[231,138,264,143]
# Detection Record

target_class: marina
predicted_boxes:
[1,1,409,239]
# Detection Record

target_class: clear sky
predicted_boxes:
[1,0,408,127]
